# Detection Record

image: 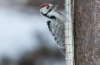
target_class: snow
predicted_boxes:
[0,7,56,61]
[0,4,66,65]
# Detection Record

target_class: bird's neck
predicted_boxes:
[41,10,55,19]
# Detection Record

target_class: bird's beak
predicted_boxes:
[49,4,58,9]
[49,4,53,9]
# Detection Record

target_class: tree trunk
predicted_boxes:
[74,0,100,65]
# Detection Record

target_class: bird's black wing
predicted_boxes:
[47,21,52,32]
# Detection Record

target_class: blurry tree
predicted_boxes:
[27,0,64,7]
[74,0,100,65]
[26,0,65,9]
[0,0,64,6]
[0,0,64,9]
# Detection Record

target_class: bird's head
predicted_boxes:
[39,3,57,14]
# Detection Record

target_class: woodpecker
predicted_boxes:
[39,3,66,52]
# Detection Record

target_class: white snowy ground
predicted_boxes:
[0,7,65,65]
[0,7,51,59]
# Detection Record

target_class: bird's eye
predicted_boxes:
[46,6,49,9]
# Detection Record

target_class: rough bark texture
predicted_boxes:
[74,0,100,65]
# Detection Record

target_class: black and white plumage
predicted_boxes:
[39,3,66,52]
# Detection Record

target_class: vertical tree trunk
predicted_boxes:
[74,0,100,65]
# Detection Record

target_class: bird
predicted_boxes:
[39,3,66,52]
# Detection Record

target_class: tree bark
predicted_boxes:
[74,0,100,65]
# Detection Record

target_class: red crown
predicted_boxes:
[39,3,50,9]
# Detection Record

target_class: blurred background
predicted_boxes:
[0,0,65,65]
